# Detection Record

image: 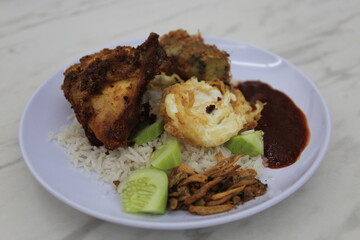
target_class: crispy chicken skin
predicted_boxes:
[160,29,230,83]
[62,33,168,149]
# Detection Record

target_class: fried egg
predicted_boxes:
[159,78,263,147]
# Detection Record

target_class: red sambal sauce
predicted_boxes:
[236,81,310,168]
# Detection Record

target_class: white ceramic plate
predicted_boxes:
[19,37,331,230]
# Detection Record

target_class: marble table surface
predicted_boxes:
[1,0,360,239]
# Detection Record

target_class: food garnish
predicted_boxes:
[131,117,164,145]
[148,73,183,90]
[167,154,267,215]
[118,167,168,214]
[225,130,264,157]
[149,136,182,170]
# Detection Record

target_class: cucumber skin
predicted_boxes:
[224,131,264,157]
[118,167,168,214]
[132,118,164,146]
[150,137,182,170]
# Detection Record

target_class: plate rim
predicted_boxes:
[19,36,331,230]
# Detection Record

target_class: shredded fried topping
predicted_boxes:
[167,154,267,215]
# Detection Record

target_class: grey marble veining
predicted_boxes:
[1,0,360,239]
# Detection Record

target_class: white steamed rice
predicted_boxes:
[49,88,264,183]
[49,118,264,183]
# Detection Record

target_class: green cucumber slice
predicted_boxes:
[150,136,181,170]
[118,167,168,214]
[132,118,164,145]
[224,130,264,157]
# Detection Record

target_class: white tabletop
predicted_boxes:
[2,0,359,239]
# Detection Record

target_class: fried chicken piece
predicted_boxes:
[62,33,168,149]
[160,29,231,83]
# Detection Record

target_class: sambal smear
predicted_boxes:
[237,81,310,168]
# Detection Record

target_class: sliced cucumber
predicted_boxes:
[132,118,164,145]
[118,167,168,214]
[224,130,264,157]
[150,136,181,170]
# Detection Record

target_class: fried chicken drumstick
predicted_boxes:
[62,33,168,149]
